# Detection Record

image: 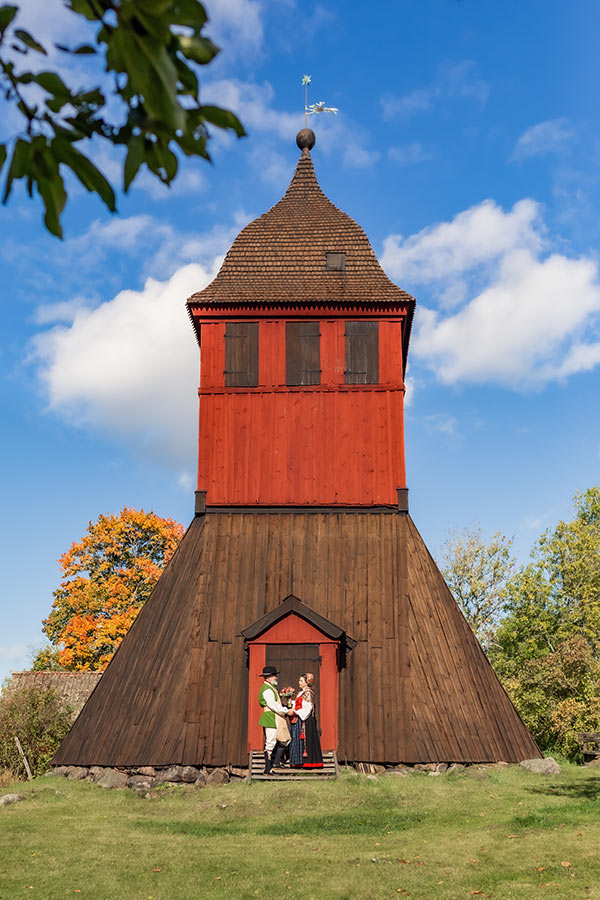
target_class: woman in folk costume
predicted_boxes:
[258,665,291,775]
[289,673,323,769]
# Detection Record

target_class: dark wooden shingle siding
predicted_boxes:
[54,512,540,767]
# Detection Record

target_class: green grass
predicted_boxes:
[1,765,600,899]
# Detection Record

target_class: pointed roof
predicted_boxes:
[187,139,415,313]
[54,512,541,768]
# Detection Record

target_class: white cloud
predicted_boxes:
[206,78,379,169]
[382,199,600,387]
[388,143,433,166]
[208,0,265,54]
[511,118,574,162]
[422,413,459,437]
[380,61,488,120]
[382,199,543,289]
[30,263,217,472]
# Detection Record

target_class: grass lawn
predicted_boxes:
[1,764,599,900]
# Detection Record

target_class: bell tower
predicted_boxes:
[54,130,542,771]
[187,130,415,509]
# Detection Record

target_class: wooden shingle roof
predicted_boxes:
[187,145,416,311]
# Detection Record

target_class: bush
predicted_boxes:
[0,685,72,779]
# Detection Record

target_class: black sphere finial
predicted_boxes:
[296,128,316,151]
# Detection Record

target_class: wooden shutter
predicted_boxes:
[286,322,321,386]
[224,322,258,387]
[345,321,378,384]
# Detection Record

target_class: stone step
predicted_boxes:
[248,751,338,782]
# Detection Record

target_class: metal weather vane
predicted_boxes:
[302,75,339,127]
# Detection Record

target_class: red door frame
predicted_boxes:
[247,613,339,752]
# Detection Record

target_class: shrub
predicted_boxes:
[0,685,72,778]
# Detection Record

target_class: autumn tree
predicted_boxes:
[36,507,183,671]
[439,525,516,650]
[0,1,245,237]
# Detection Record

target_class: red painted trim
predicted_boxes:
[246,617,339,752]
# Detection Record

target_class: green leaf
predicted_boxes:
[14,28,47,54]
[123,135,144,191]
[0,143,6,174]
[52,138,116,212]
[177,34,219,65]
[170,0,207,28]
[34,71,70,97]
[0,5,18,31]
[73,43,97,54]
[201,105,246,137]
[65,0,98,21]
[36,173,66,238]
[2,138,31,202]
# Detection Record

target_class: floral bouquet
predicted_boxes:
[279,685,296,708]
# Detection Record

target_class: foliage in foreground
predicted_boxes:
[1,766,600,899]
[36,506,183,671]
[0,685,72,778]
[0,0,245,237]
[442,487,600,759]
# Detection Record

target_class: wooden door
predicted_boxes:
[266,644,320,710]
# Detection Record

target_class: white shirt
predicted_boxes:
[295,688,313,722]
[262,685,288,716]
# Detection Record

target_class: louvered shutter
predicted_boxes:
[345,321,379,384]
[224,322,258,387]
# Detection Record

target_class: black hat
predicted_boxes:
[260,666,279,678]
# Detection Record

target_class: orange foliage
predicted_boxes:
[42,507,183,671]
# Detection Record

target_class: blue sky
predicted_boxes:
[2,0,599,683]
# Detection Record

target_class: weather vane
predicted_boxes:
[302,75,339,127]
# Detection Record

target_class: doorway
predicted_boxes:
[265,643,321,709]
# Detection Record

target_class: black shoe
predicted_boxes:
[263,751,272,775]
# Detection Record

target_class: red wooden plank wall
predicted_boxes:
[197,319,407,505]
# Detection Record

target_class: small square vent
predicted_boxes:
[325,251,346,271]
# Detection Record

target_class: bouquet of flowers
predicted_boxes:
[279,685,296,708]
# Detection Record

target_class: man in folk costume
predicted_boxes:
[258,666,290,775]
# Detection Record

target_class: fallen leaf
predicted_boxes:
[537,867,545,872]
[153,867,162,872]
[507,834,518,838]
[561,861,571,868]
[215,877,221,880]
[470,892,484,896]
[470,859,479,863]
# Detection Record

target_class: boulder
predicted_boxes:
[446,764,466,776]
[206,768,229,786]
[88,766,105,780]
[584,757,600,768]
[229,767,248,779]
[180,766,199,784]
[0,793,24,807]
[427,771,441,776]
[66,766,89,780]
[434,763,448,774]
[136,766,156,778]
[97,769,128,789]
[49,766,70,778]
[127,775,155,791]
[382,767,411,777]
[519,757,560,776]
[155,766,184,784]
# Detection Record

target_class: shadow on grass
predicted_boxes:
[523,775,600,801]
[133,808,425,838]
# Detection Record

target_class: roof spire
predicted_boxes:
[297,74,338,154]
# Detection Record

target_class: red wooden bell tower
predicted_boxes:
[54,129,542,770]
[187,129,415,510]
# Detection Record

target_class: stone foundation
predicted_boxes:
[48,764,247,789]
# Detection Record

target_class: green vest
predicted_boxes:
[258,681,280,728]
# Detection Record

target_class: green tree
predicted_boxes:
[491,487,600,757]
[35,507,183,671]
[0,0,245,237]
[439,525,516,650]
